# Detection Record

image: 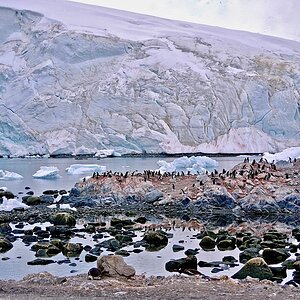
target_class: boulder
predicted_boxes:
[232,257,273,280]
[142,230,168,251]
[97,255,135,278]
[62,243,83,257]
[166,255,198,273]
[23,196,42,206]
[262,248,290,264]
[52,213,76,227]
[0,238,13,253]
[0,223,12,234]
[199,236,216,251]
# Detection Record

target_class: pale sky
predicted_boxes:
[67,0,300,41]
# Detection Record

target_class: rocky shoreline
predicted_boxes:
[1,158,300,297]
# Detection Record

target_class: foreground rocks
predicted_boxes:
[0,272,299,300]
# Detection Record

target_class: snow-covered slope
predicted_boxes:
[0,0,299,156]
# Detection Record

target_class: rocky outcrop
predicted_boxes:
[0,3,299,156]
[97,255,135,278]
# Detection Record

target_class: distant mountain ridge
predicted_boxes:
[0,0,299,156]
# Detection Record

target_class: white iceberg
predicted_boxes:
[263,147,300,163]
[0,170,23,180]
[157,155,218,174]
[0,197,29,211]
[66,164,106,175]
[33,166,60,179]
[94,149,121,158]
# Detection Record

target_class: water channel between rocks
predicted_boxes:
[0,218,297,283]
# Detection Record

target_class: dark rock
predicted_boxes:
[270,266,287,278]
[0,191,15,199]
[142,230,168,251]
[239,247,261,263]
[23,196,42,205]
[172,244,185,252]
[62,243,83,257]
[0,223,12,234]
[199,236,216,251]
[134,217,147,224]
[0,238,13,253]
[85,253,98,262]
[110,218,135,227]
[43,190,58,195]
[262,248,290,264]
[27,259,56,265]
[22,235,38,244]
[165,255,197,273]
[52,213,76,227]
[115,249,130,257]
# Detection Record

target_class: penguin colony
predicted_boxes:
[79,158,299,202]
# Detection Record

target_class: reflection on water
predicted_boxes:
[0,219,296,283]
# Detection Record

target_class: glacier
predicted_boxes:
[0,0,299,156]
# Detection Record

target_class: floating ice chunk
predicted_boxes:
[95,149,121,158]
[33,166,60,179]
[0,197,29,211]
[0,170,23,180]
[157,156,218,174]
[263,147,300,163]
[66,164,106,175]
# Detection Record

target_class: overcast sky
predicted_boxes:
[68,0,300,41]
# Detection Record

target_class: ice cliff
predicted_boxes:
[0,0,299,156]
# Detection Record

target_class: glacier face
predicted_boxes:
[0,4,299,156]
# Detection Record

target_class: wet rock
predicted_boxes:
[0,223,12,234]
[142,230,168,251]
[199,236,216,251]
[110,218,135,227]
[134,216,147,224]
[115,249,130,257]
[0,190,14,199]
[172,244,185,252]
[43,190,58,195]
[62,243,83,257]
[217,238,236,251]
[184,249,199,256]
[97,255,135,278]
[52,213,76,227]
[166,255,197,273]
[27,259,56,265]
[232,257,273,280]
[270,266,287,279]
[262,248,290,264]
[22,235,38,244]
[0,238,13,253]
[293,261,300,271]
[39,195,54,204]
[85,253,98,262]
[22,196,42,206]
[239,247,261,263]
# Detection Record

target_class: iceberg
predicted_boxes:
[263,147,300,163]
[94,149,121,158]
[33,166,60,179]
[0,170,23,180]
[0,197,29,211]
[157,156,218,174]
[66,164,106,175]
